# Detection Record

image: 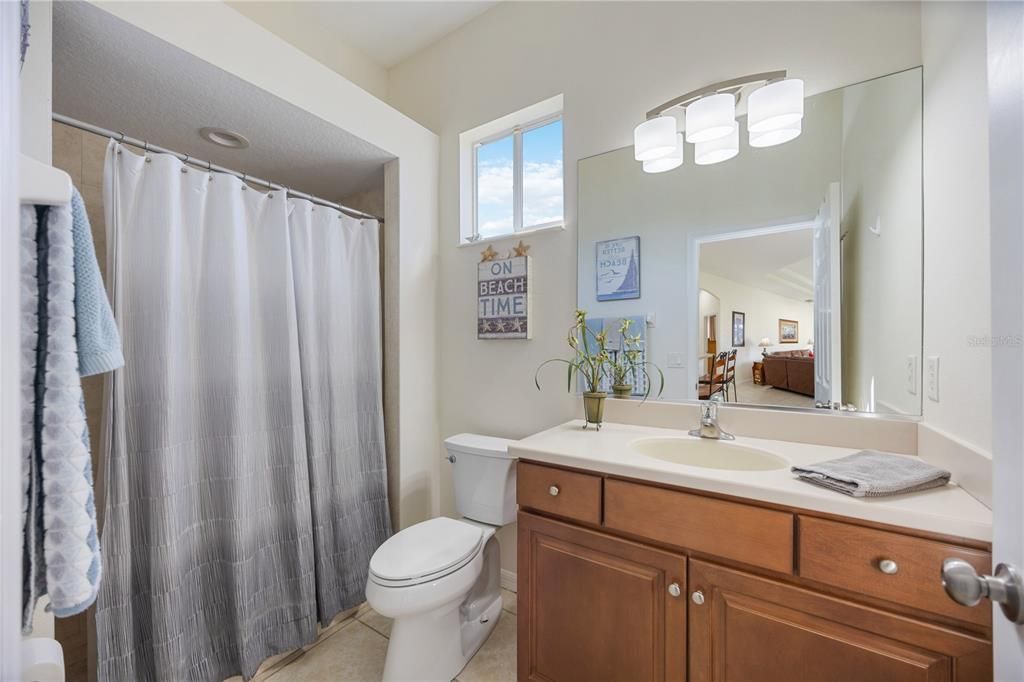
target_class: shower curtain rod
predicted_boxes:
[52,113,384,223]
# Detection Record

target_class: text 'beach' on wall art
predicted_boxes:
[478,255,532,340]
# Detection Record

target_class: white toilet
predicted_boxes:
[366,434,517,682]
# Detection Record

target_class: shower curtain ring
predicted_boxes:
[144,141,152,162]
[241,173,248,190]
[181,155,189,173]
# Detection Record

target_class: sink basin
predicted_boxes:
[630,437,788,471]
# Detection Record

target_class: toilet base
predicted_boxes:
[382,593,502,681]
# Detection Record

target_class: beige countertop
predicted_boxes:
[511,420,993,542]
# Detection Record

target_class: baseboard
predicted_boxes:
[501,568,517,593]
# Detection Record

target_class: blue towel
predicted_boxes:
[71,188,123,377]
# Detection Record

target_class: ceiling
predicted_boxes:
[53,2,394,203]
[700,229,814,302]
[231,1,498,69]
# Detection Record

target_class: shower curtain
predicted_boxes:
[288,200,390,624]
[96,141,390,681]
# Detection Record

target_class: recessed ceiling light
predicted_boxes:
[199,127,250,149]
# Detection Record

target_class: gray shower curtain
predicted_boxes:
[289,199,391,624]
[96,142,390,681]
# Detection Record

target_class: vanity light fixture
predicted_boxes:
[694,123,739,165]
[642,133,684,173]
[634,70,804,172]
[633,116,678,162]
[685,93,736,144]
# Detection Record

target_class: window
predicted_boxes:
[460,96,564,244]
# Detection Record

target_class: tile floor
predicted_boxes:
[240,589,518,682]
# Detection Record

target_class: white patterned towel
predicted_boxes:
[21,197,106,631]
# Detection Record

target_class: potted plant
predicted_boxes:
[609,319,665,400]
[535,310,610,429]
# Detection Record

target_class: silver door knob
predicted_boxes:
[548,485,559,497]
[667,582,681,598]
[942,557,1024,624]
[878,559,899,575]
[691,590,705,605]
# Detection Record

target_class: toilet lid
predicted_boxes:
[370,517,484,582]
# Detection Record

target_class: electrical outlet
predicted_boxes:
[646,312,656,327]
[667,352,684,368]
[905,355,917,395]
[927,355,940,402]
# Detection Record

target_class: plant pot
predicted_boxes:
[611,384,633,398]
[583,391,606,429]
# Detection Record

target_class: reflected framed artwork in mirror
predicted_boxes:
[578,67,923,416]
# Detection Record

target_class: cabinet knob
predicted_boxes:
[548,485,560,497]
[668,582,681,598]
[691,590,705,605]
[878,559,899,575]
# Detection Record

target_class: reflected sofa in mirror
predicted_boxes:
[578,68,923,415]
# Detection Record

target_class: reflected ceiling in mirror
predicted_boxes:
[578,68,923,416]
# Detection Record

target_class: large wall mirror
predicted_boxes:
[578,68,922,415]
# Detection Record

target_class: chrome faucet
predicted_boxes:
[688,394,735,440]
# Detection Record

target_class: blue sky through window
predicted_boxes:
[476,119,563,238]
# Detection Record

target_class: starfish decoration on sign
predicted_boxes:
[512,240,531,257]
[480,244,499,262]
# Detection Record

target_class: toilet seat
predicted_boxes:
[369,517,484,587]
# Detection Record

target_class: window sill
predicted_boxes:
[458,223,565,248]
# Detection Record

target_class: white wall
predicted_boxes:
[921,2,992,455]
[86,1,442,528]
[840,68,923,415]
[700,272,814,385]
[387,1,923,572]
[19,0,51,162]
[225,1,389,101]
[577,91,841,401]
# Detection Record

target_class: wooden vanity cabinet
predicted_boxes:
[689,560,992,682]
[517,512,687,682]
[517,460,993,682]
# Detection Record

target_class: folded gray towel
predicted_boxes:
[791,450,951,497]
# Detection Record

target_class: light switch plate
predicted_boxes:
[905,355,917,395]
[667,352,684,368]
[927,355,940,402]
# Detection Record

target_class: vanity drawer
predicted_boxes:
[604,478,794,574]
[798,516,992,626]
[517,461,602,525]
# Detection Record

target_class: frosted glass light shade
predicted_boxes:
[694,123,739,165]
[749,119,802,147]
[685,93,736,144]
[643,133,683,173]
[634,116,678,161]
[748,78,804,133]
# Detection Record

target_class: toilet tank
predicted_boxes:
[444,434,518,526]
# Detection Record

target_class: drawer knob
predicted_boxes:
[879,559,899,575]
[691,590,705,605]
[667,582,681,598]
[548,485,560,497]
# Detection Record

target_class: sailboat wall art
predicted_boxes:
[596,236,641,302]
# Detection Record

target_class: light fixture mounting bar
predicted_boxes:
[645,70,788,120]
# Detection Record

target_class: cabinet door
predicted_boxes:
[689,560,992,682]
[518,511,687,682]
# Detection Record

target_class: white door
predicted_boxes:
[0,1,21,676]
[988,2,1024,676]
[812,182,842,407]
